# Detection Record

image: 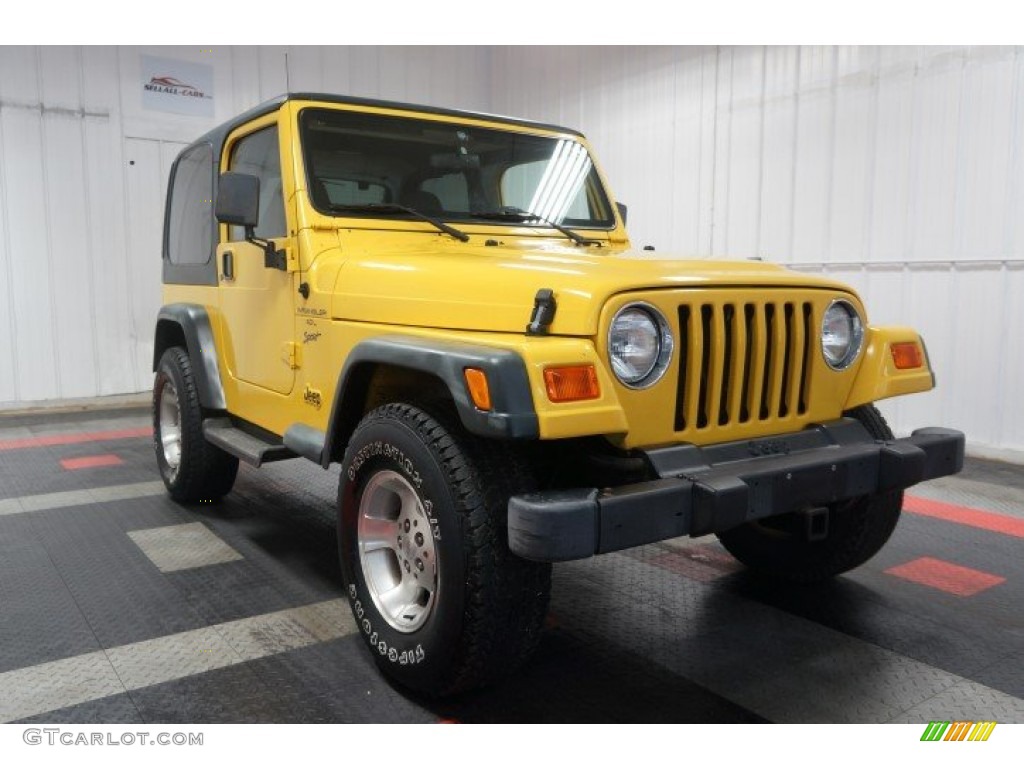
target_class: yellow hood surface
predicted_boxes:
[328,239,855,336]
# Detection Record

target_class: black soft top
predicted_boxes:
[189,92,584,159]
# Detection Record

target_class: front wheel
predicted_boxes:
[717,404,903,582]
[338,403,551,696]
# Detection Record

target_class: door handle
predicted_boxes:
[221,250,234,281]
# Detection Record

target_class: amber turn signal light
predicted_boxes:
[543,365,600,403]
[463,368,492,411]
[891,341,924,370]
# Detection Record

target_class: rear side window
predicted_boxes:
[167,144,213,265]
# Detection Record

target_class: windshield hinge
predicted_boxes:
[526,289,557,336]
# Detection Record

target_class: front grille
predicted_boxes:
[674,299,814,432]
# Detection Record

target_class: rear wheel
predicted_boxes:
[338,402,551,696]
[717,404,903,582]
[153,347,238,503]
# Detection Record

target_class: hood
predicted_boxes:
[329,241,855,336]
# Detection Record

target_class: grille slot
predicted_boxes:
[798,302,812,414]
[674,299,813,433]
[673,306,691,431]
[697,305,713,429]
[718,304,735,426]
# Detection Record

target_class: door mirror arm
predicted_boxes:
[244,226,285,271]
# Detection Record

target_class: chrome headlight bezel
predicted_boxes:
[607,302,674,389]
[821,299,865,371]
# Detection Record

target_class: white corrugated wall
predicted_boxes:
[492,45,1024,460]
[0,45,492,406]
[1,45,1021,461]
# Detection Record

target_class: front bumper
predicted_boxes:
[508,419,965,562]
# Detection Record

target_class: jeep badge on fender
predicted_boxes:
[152,93,965,696]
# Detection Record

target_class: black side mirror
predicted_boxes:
[215,172,284,270]
[216,172,260,228]
[616,201,628,226]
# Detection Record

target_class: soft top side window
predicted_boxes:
[167,143,214,266]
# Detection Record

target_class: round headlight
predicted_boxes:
[821,300,864,370]
[608,303,674,388]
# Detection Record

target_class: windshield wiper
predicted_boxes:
[325,203,469,243]
[470,207,602,247]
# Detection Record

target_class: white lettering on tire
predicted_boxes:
[346,438,439,665]
[348,594,427,666]
[347,441,422,489]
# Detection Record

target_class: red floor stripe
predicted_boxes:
[0,426,152,452]
[60,454,125,470]
[904,495,1024,539]
[885,557,1006,597]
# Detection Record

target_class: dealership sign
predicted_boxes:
[141,55,214,117]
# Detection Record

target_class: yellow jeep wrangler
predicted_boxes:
[153,93,964,695]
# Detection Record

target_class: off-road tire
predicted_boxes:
[153,347,239,503]
[716,404,903,582]
[338,402,551,696]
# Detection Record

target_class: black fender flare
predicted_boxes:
[153,304,227,411]
[319,336,539,467]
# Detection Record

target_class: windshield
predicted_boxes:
[299,108,615,229]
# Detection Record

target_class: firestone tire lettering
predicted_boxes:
[337,402,550,695]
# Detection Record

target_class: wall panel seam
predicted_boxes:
[862,47,880,264]
[823,46,838,263]
[754,46,767,257]
[903,54,921,263]
[950,53,968,261]
[1003,48,1022,259]
[35,46,63,396]
[720,47,733,254]
[113,47,142,391]
[76,45,101,397]
[786,46,802,259]
[707,46,720,254]
[0,93,20,399]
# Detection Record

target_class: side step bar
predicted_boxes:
[202,418,295,467]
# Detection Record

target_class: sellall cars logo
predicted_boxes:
[144,76,210,101]
[920,720,997,741]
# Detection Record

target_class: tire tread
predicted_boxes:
[154,347,238,503]
[341,402,550,696]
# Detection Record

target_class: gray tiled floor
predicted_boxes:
[1,406,1022,723]
[128,522,243,572]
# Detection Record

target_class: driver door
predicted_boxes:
[217,119,296,395]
